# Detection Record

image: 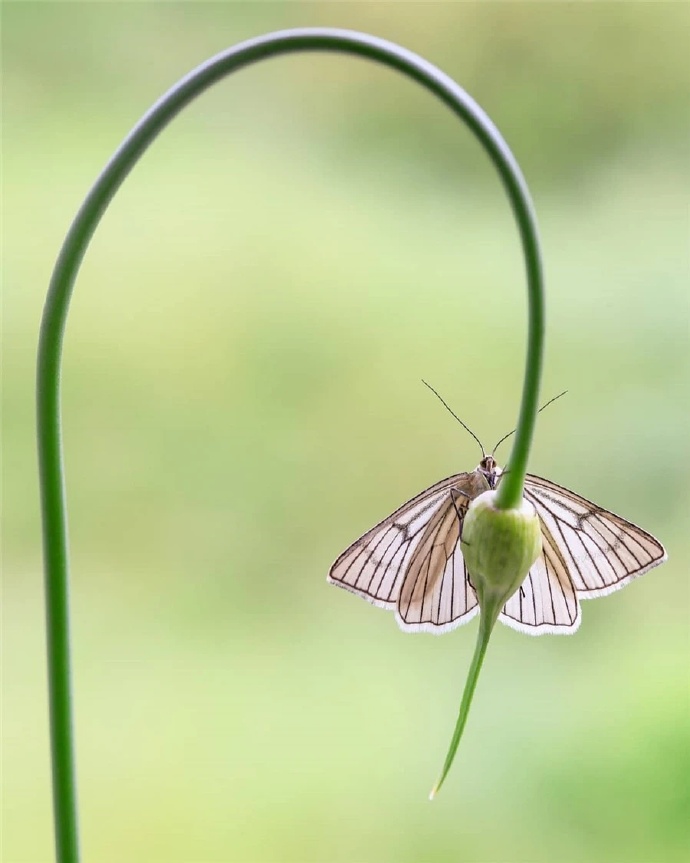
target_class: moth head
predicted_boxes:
[478,455,502,489]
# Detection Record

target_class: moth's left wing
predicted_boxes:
[523,474,667,600]
[396,497,479,634]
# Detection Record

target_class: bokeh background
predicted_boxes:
[4,3,689,862]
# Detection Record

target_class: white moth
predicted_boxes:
[328,428,667,636]
[329,390,667,798]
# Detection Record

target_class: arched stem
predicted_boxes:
[37,27,544,861]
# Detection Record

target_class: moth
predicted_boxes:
[328,393,667,636]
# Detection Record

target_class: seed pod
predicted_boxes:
[462,490,542,608]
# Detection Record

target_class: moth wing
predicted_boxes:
[523,474,667,599]
[327,474,467,609]
[396,487,479,634]
[499,517,581,635]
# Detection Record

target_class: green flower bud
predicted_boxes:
[462,490,542,608]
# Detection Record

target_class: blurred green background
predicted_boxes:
[4,3,689,862]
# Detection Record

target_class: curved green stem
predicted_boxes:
[37,27,544,860]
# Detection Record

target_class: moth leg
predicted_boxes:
[451,487,475,552]
[449,487,470,525]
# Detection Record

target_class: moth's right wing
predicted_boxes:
[523,473,667,598]
[328,473,467,610]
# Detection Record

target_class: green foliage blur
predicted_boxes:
[4,3,689,862]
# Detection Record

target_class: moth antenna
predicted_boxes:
[491,390,568,456]
[422,380,485,458]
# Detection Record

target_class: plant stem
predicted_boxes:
[429,598,501,799]
[37,28,544,860]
